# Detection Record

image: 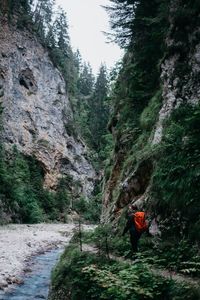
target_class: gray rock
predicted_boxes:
[0,21,96,197]
[153,24,200,144]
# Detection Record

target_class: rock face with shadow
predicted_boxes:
[153,0,200,144]
[101,0,200,224]
[0,19,96,196]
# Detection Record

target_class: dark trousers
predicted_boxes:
[130,230,141,252]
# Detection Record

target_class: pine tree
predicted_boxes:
[78,62,94,96]
[106,0,169,122]
[32,0,55,39]
[73,49,82,73]
[89,64,109,152]
[103,0,135,47]
[45,24,56,50]
[7,0,30,13]
[0,0,31,24]
[46,7,76,95]
[54,7,70,56]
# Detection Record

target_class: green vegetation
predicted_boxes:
[140,90,162,131]
[0,146,71,223]
[151,105,200,242]
[102,0,170,201]
[0,0,110,223]
[72,63,111,168]
[49,216,200,298]
[0,144,102,224]
[0,1,111,167]
[80,223,200,276]
[104,0,200,245]
[0,0,200,297]
[48,0,200,298]
[88,65,109,153]
[73,194,102,224]
[49,243,200,300]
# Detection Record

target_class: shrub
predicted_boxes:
[151,105,200,241]
[50,245,200,300]
[0,146,73,223]
[140,90,162,131]
[73,194,101,223]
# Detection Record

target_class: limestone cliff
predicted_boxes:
[0,19,96,197]
[102,0,200,226]
[153,1,200,144]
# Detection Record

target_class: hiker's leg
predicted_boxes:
[130,232,141,253]
[130,234,138,252]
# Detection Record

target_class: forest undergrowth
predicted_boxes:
[49,225,200,300]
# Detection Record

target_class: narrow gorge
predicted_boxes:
[0,0,200,299]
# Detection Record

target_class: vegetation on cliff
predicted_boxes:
[0,0,199,297]
[49,240,200,300]
[0,146,71,223]
[103,0,200,241]
[151,105,200,241]
[49,0,200,298]
[0,0,111,223]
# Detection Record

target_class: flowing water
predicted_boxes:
[0,248,63,300]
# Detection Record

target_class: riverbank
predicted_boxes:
[0,223,76,291]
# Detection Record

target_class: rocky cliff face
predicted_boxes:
[0,19,95,197]
[102,1,200,224]
[153,2,200,144]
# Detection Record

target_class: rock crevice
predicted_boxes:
[0,21,96,196]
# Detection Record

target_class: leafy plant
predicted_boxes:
[151,105,200,241]
[49,245,200,300]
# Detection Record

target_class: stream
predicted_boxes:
[0,247,63,300]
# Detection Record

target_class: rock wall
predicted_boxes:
[102,0,200,224]
[0,19,96,197]
[153,1,200,144]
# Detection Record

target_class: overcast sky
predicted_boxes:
[56,0,123,75]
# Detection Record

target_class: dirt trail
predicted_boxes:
[82,244,200,287]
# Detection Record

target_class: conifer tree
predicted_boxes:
[78,62,94,96]
[73,49,82,73]
[54,7,70,55]
[9,0,30,13]
[0,0,31,24]
[106,0,168,119]
[32,0,55,39]
[89,64,109,152]
[103,0,135,47]
[45,24,56,50]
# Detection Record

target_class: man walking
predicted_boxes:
[122,204,148,256]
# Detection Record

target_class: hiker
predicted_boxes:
[122,204,148,255]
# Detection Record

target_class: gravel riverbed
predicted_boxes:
[0,223,76,291]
